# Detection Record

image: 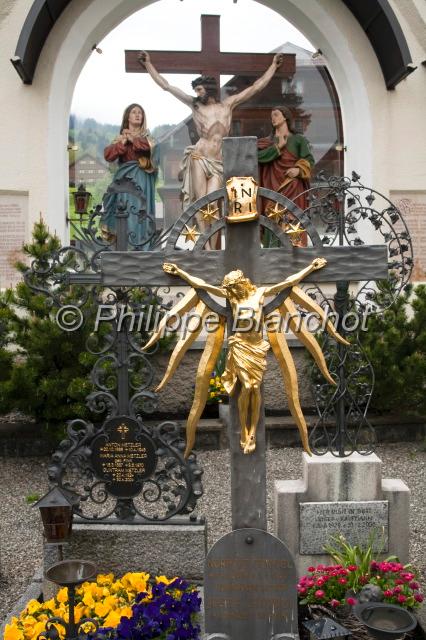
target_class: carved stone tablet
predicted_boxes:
[91,416,157,498]
[204,528,298,640]
[0,192,28,288]
[299,501,388,555]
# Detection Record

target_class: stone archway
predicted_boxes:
[41,0,382,238]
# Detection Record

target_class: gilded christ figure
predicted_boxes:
[143,259,348,457]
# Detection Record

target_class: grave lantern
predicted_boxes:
[303,617,351,640]
[34,487,79,543]
[73,183,92,216]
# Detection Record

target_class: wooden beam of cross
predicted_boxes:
[125,14,295,89]
[67,138,388,532]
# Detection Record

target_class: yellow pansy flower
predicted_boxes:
[103,610,122,628]
[25,601,42,616]
[155,575,178,586]
[96,573,114,586]
[4,623,24,640]
[82,592,95,608]
[74,603,86,624]
[94,601,110,618]
[118,606,132,619]
[55,588,68,604]
[29,620,48,640]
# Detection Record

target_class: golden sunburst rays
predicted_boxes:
[200,203,220,224]
[184,317,226,458]
[182,224,201,244]
[156,301,208,391]
[266,202,286,223]
[285,221,305,246]
[277,297,335,386]
[142,289,199,352]
[290,286,350,346]
[266,316,312,456]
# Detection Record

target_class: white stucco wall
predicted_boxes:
[0,0,424,241]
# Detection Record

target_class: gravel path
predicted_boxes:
[0,443,425,626]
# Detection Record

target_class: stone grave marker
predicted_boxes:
[204,528,298,640]
[299,500,389,555]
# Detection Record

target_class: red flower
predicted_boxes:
[347,565,357,572]
[384,590,393,597]
[415,594,424,603]
[346,597,357,606]
[315,590,325,599]
[307,566,315,572]
[298,587,307,594]
[393,586,402,595]
[409,581,420,590]
[306,579,315,587]
[330,599,341,608]
[338,578,347,585]
[397,595,407,604]
[316,577,325,586]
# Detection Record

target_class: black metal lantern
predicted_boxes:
[303,617,351,640]
[34,487,79,543]
[73,183,92,216]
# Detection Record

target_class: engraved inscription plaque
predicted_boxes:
[204,528,298,640]
[91,416,157,498]
[300,501,388,555]
[391,191,426,281]
[0,192,28,288]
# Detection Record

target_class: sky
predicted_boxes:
[71,0,314,129]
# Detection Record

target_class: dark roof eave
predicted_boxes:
[11,0,414,90]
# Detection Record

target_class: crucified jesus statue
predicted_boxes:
[138,51,283,209]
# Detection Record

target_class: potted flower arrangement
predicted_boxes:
[297,535,423,638]
[4,572,201,640]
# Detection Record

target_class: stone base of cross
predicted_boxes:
[70,137,387,531]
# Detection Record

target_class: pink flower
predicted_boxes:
[414,594,424,603]
[317,564,325,571]
[393,586,402,595]
[316,577,325,586]
[298,587,307,594]
[384,590,393,597]
[315,590,325,599]
[307,579,315,587]
[395,579,404,585]
[307,566,316,572]
[409,581,420,590]
[346,597,357,606]
[397,595,407,604]
[330,599,341,608]
[348,565,358,572]
[338,578,347,585]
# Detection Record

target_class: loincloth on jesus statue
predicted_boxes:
[180,145,223,209]
[222,332,270,395]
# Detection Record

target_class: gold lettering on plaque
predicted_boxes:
[226,177,258,223]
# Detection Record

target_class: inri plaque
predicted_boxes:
[204,528,298,640]
[91,416,157,498]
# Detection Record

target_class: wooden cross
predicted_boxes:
[125,14,295,88]
[68,137,387,531]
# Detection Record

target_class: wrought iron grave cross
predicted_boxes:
[66,137,388,530]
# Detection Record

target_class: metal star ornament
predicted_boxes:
[266,202,286,223]
[200,203,220,224]
[182,224,201,244]
[285,222,305,245]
